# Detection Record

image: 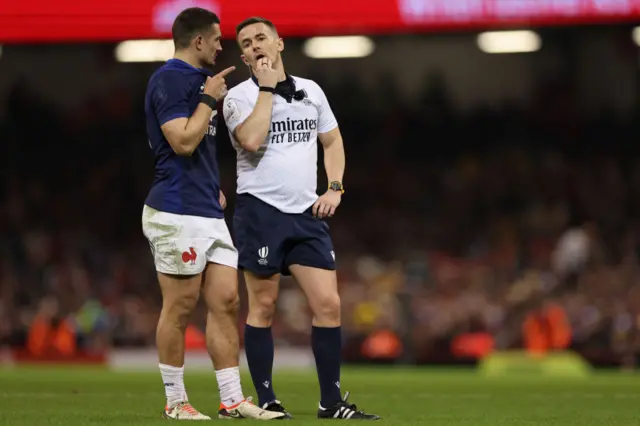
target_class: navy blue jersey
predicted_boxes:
[144,58,223,218]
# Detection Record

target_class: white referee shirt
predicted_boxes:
[223,75,338,214]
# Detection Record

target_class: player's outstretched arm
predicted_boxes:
[159,67,235,156]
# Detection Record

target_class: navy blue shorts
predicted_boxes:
[233,193,336,277]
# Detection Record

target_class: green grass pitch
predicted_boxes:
[0,366,638,425]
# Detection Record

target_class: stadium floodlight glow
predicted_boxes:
[115,39,174,62]
[632,27,640,47]
[303,36,374,59]
[476,30,541,54]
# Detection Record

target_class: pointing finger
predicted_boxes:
[214,66,236,78]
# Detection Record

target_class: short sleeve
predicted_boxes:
[315,83,338,134]
[151,72,190,126]
[223,95,252,134]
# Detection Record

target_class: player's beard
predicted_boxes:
[198,48,218,70]
[200,55,216,72]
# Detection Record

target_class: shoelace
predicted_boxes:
[339,402,362,414]
[243,397,272,414]
[179,403,199,415]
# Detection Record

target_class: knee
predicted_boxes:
[313,293,341,325]
[211,287,240,315]
[248,293,277,325]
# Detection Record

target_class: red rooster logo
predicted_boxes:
[182,247,197,265]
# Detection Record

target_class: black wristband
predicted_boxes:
[200,94,217,109]
[259,86,276,94]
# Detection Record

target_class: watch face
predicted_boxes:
[330,182,342,191]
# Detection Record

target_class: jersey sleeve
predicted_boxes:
[151,72,190,126]
[223,93,252,134]
[315,83,338,134]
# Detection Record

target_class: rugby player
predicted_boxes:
[143,8,285,421]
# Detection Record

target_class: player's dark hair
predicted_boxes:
[172,7,220,50]
[235,17,278,36]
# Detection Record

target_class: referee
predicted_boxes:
[223,16,380,421]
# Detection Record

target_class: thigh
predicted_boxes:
[244,270,281,307]
[157,271,202,309]
[201,262,238,309]
[142,205,209,276]
[288,265,338,313]
[233,194,290,277]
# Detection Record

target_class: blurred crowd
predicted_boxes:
[1,68,640,366]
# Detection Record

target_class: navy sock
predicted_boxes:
[311,326,343,407]
[244,324,276,406]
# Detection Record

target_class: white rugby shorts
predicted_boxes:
[142,205,238,275]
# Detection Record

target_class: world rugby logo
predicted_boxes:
[258,246,269,265]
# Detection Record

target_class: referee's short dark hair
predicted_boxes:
[236,17,278,36]
[172,7,220,49]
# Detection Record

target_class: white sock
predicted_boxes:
[216,366,244,407]
[160,363,188,408]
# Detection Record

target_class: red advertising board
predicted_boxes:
[0,0,639,43]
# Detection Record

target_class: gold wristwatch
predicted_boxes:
[328,181,344,194]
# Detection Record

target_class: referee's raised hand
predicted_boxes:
[204,66,236,101]
[254,57,278,89]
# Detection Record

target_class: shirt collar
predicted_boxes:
[165,58,214,77]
